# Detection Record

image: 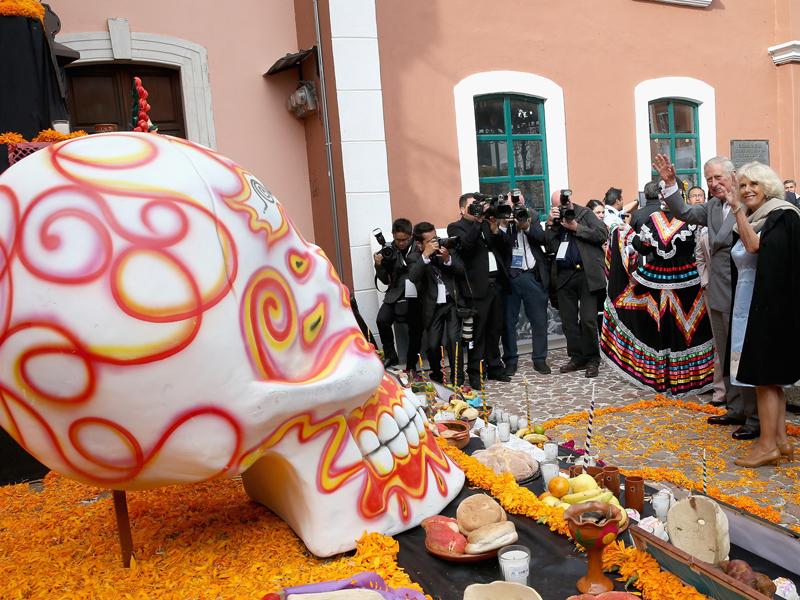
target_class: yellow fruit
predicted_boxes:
[548,476,570,499]
[557,502,571,510]
[533,425,546,435]
[542,496,561,508]
[562,489,612,505]
[523,433,548,444]
[539,491,552,500]
[617,506,628,528]
[568,473,600,493]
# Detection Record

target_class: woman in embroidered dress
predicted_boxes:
[601,195,715,396]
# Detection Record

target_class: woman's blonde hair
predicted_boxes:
[737,161,785,200]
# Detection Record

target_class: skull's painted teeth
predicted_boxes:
[404,388,422,408]
[413,410,426,434]
[357,429,380,456]
[377,412,400,443]
[392,404,410,429]
[403,419,420,446]
[401,396,417,419]
[367,445,395,476]
[387,430,410,458]
[357,403,432,466]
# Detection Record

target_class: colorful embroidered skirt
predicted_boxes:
[601,226,715,397]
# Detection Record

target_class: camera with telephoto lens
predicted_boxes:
[553,189,575,225]
[513,206,530,222]
[436,235,461,251]
[456,306,478,342]
[372,228,397,262]
[466,193,512,219]
[461,315,474,342]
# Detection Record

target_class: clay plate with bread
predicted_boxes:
[422,494,518,562]
[423,539,498,562]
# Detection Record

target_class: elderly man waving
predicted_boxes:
[653,154,759,440]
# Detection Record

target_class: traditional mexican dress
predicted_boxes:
[601,210,714,396]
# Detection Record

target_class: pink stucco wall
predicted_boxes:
[53,0,315,241]
[376,0,794,225]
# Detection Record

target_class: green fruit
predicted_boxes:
[533,424,546,435]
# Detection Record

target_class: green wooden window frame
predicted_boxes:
[474,94,550,217]
[649,99,701,187]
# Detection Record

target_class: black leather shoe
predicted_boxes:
[488,371,511,382]
[468,377,482,390]
[585,364,599,378]
[732,425,761,440]
[709,399,726,407]
[504,363,518,377]
[559,361,586,373]
[382,354,399,368]
[533,361,551,375]
[707,415,745,426]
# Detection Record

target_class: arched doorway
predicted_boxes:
[66,63,186,137]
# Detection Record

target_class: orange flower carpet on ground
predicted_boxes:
[541,396,800,533]
[0,474,426,599]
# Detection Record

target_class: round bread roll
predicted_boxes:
[464,520,518,554]
[465,581,543,600]
[456,493,506,535]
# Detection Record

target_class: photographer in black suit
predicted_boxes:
[448,193,510,389]
[545,189,609,378]
[374,218,422,370]
[497,197,551,375]
[408,222,465,385]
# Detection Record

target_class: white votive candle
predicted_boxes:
[498,544,530,585]
[52,120,70,134]
[652,491,671,522]
[543,441,558,461]
[480,427,496,448]
[541,460,560,487]
[497,422,511,442]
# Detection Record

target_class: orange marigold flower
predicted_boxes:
[0,131,26,144]
[0,0,44,21]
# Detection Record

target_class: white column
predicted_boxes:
[329,0,392,339]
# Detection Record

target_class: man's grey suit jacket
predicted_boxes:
[662,191,735,313]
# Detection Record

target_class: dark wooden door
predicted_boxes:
[66,64,186,137]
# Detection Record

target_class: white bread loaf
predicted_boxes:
[472,445,539,481]
[464,520,518,554]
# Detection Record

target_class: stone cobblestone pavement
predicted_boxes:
[481,347,800,531]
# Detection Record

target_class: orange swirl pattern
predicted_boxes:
[0,132,385,496]
[0,135,247,486]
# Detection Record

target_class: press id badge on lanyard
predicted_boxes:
[511,246,525,269]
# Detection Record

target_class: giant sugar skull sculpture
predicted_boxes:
[0,133,464,556]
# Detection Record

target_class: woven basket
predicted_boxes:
[7,142,52,166]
